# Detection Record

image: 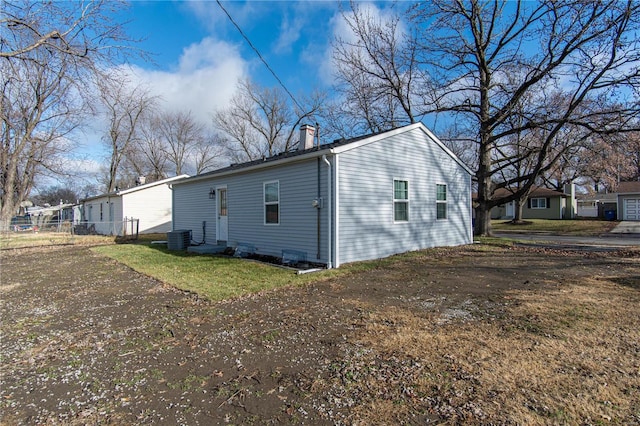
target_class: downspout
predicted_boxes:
[169,184,175,231]
[316,158,321,260]
[322,154,332,269]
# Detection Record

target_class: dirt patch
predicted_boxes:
[1,244,639,425]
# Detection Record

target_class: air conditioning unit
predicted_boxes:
[167,230,191,250]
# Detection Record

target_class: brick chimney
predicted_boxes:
[298,124,315,151]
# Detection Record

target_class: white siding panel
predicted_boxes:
[122,183,174,233]
[337,127,472,265]
[84,196,121,235]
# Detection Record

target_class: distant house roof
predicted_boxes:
[576,192,618,202]
[173,123,473,186]
[82,175,189,202]
[617,181,640,194]
[491,186,566,199]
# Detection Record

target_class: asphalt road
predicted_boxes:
[492,232,640,247]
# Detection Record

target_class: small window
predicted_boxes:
[264,181,279,224]
[530,197,547,209]
[100,203,103,221]
[436,184,447,220]
[394,179,409,222]
[218,188,227,216]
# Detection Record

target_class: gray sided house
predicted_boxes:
[172,123,473,268]
[82,175,188,236]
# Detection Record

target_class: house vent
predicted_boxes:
[167,230,191,250]
[298,124,315,150]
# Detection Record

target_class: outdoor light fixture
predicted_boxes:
[209,188,216,199]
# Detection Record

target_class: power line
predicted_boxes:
[216,0,304,112]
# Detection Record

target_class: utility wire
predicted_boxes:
[216,0,304,112]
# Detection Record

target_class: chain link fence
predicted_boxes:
[0,216,140,239]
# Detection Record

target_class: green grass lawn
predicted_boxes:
[490,219,618,235]
[92,244,345,301]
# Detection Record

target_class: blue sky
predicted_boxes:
[115,1,348,122]
[73,1,399,183]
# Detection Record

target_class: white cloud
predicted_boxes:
[273,13,305,55]
[127,37,248,126]
[185,1,260,34]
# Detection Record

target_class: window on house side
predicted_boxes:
[530,197,547,209]
[436,184,447,220]
[394,179,409,222]
[264,181,279,224]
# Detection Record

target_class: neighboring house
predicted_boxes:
[576,192,617,218]
[82,175,188,236]
[171,123,473,268]
[28,203,82,228]
[617,181,640,221]
[490,186,575,220]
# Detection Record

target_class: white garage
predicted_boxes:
[623,198,640,221]
[617,181,640,221]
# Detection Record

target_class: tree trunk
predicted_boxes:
[474,202,492,237]
[514,198,525,222]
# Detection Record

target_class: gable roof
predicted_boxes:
[576,192,618,202]
[491,186,566,199]
[174,123,472,186]
[82,174,189,202]
[617,181,640,194]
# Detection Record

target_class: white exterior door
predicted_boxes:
[623,198,640,220]
[217,187,228,241]
[505,201,515,218]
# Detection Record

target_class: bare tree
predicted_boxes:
[0,0,139,228]
[577,129,640,193]
[98,70,156,193]
[333,1,640,235]
[214,79,324,162]
[1,1,132,60]
[157,111,205,176]
[126,114,170,182]
[192,132,225,174]
[0,52,82,225]
[332,2,423,134]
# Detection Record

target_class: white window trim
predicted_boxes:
[264,180,280,225]
[530,197,547,209]
[436,183,447,220]
[393,178,410,223]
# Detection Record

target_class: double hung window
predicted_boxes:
[394,180,409,222]
[436,184,447,220]
[264,181,280,224]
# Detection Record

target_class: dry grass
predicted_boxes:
[491,219,618,235]
[335,275,640,425]
[0,232,115,249]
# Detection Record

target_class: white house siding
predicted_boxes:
[84,196,122,235]
[173,159,329,263]
[172,179,218,243]
[122,183,174,233]
[336,127,472,265]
